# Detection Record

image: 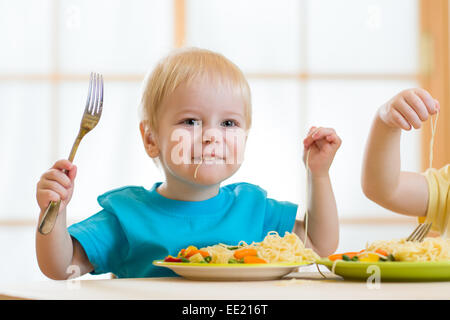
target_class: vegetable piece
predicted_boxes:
[328,253,343,261]
[234,248,258,259]
[204,256,212,263]
[164,255,183,262]
[195,250,210,258]
[358,252,380,262]
[183,246,199,258]
[189,252,205,263]
[342,254,351,261]
[243,256,267,264]
[180,246,209,258]
[375,249,388,257]
[227,246,241,250]
[328,251,359,261]
[228,258,244,264]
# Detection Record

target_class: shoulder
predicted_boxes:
[97,186,148,211]
[98,185,146,199]
[222,182,268,198]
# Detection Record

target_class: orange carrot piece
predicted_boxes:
[328,251,359,261]
[183,246,198,258]
[234,248,258,259]
[243,256,267,264]
[195,250,210,258]
[375,249,388,257]
[328,253,343,261]
[178,249,186,257]
[184,249,210,258]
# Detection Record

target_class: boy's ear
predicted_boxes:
[139,121,160,158]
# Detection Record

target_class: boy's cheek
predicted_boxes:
[225,129,247,165]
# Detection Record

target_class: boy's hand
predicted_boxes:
[379,88,440,130]
[36,160,77,213]
[303,127,341,177]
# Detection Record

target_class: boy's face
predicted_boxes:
[147,77,248,186]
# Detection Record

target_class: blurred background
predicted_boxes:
[0,0,449,283]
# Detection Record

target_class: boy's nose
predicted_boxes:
[202,128,222,144]
[203,135,215,143]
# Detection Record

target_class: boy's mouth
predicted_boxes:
[191,156,225,164]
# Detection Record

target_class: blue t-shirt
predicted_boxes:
[68,182,298,278]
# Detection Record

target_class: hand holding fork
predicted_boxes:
[37,73,104,235]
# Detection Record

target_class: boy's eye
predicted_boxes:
[221,120,237,127]
[183,119,202,126]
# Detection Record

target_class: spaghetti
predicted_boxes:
[164,231,320,264]
[429,111,439,169]
[202,231,320,264]
[366,237,450,262]
[193,158,203,179]
[304,148,311,247]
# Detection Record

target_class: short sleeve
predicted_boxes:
[263,198,298,237]
[420,165,450,234]
[68,210,129,275]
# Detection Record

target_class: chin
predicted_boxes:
[192,165,237,186]
[191,173,228,186]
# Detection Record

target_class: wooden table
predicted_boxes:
[1,270,450,300]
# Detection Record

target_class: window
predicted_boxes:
[0,0,428,223]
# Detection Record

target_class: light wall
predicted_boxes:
[0,0,420,224]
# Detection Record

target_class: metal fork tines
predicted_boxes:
[38,72,104,235]
[406,223,432,242]
[68,72,104,161]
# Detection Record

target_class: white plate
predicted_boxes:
[153,260,311,281]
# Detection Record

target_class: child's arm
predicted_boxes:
[35,160,93,280]
[294,127,341,257]
[361,88,439,217]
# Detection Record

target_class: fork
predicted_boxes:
[406,223,432,242]
[38,72,104,235]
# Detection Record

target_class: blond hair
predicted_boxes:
[140,47,252,134]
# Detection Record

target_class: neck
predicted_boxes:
[157,174,221,201]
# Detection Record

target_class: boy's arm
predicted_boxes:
[293,127,341,257]
[36,208,94,280]
[35,160,93,280]
[361,112,429,216]
[294,173,339,257]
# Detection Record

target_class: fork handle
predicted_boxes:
[38,132,83,235]
[38,200,62,235]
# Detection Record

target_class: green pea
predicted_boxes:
[342,255,351,261]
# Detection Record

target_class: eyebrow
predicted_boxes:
[174,108,245,119]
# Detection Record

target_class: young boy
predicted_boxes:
[36,47,341,280]
[361,88,447,235]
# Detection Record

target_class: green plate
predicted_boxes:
[317,258,450,282]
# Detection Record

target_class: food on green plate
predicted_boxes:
[328,237,450,263]
[328,249,394,262]
[163,231,320,264]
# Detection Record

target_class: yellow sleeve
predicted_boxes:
[419,164,450,236]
